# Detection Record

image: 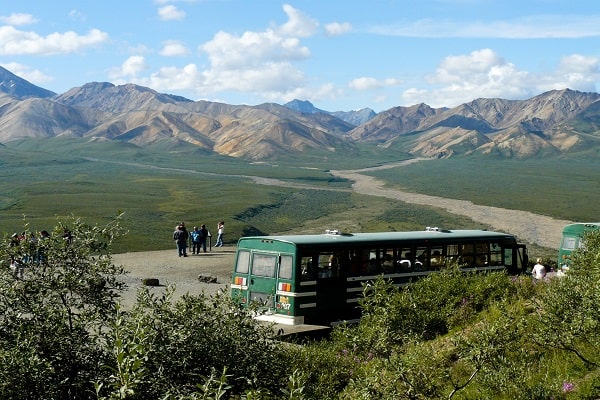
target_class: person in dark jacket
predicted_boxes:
[199,224,209,252]
[173,223,189,257]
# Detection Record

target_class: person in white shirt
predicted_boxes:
[532,258,547,280]
[215,221,224,247]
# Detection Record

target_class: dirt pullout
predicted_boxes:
[331,164,572,249]
[113,247,235,307]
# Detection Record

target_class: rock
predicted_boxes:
[198,274,218,283]
[141,278,160,286]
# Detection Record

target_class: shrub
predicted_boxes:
[105,287,289,399]
[0,215,126,399]
[332,267,516,359]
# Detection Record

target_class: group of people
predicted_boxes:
[9,229,53,278]
[173,221,225,257]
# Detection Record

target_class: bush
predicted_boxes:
[0,215,126,399]
[331,267,516,359]
[103,287,290,399]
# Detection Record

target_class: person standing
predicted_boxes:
[190,226,202,255]
[532,258,547,280]
[199,224,209,252]
[215,221,224,247]
[173,223,189,257]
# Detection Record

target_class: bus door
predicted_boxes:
[503,244,528,274]
[516,244,528,273]
[247,251,279,312]
[315,250,350,324]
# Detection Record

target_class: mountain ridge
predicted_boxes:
[0,66,599,160]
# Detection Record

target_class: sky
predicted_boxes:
[1,0,599,112]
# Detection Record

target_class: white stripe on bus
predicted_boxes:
[276,291,317,297]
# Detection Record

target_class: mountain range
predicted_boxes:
[1,65,599,160]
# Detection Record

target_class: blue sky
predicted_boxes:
[1,0,599,112]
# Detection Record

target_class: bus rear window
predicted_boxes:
[279,255,293,279]
[561,236,577,250]
[236,250,250,273]
[251,253,277,278]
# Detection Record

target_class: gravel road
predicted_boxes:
[331,160,573,249]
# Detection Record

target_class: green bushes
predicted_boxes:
[331,267,516,359]
[3,216,600,398]
[111,288,289,398]
[0,215,126,399]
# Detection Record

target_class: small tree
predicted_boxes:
[0,215,127,399]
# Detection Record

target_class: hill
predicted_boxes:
[0,66,599,160]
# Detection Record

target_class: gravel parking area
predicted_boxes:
[113,246,235,307]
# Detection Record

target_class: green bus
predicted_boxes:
[558,223,600,270]
[231,228,528,327]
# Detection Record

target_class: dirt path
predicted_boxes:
[331,159,572,248]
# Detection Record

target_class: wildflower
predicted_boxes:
[562,381,574,392]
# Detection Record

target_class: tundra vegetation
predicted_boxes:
[2,138,598,257]
[1,216,600,399]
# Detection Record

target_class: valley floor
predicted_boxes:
[330,159,571,249]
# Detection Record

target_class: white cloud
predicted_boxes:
[349,77,402,90]
[278,4,319,37]
[1,62,53,84]
[145,64,202,91]
[536,54,600,93]
[324,22,352,37]
[370,15,600,39]
[0,26,108,55]
[0,13,38,26]
[122,5,345,104]
[400,49,600,108]
[158,5,185,21]
[193,4,319,100]
[159,40,189,56]
[109,56,148,80]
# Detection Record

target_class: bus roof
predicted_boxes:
[563,222,600,230]
[237,229,517,247]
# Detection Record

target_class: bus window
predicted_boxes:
[430,246,444,269]
[300,256,315,280]
[504,248,514,269]
[251,253,277,278]
[459,243,474,267]
[279,255,293,280]
[398,248,413,271]
[348,250,365,276]
[415,247,427,271]
[381,249,395,273]
[489,243,502,266]
[561,236,577,250]
[446,244,459,265]
[317,252,335,278]
[236,250,250,273]
[475,242,488,266]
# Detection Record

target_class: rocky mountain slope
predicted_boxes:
[0,66,599,160]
